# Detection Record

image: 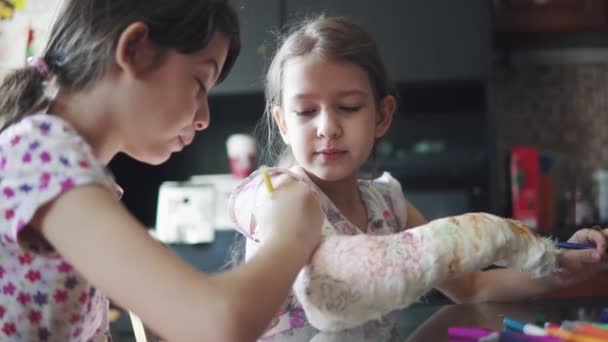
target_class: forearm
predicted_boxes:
[209,239,309,341]
[474,269,558,302]
[438,268,558,304]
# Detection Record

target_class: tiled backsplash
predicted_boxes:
[494,63,608,213]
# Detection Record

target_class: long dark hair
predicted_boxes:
[0,0,240,131]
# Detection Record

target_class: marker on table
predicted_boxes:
[546,327,608,342]
[260,167,274,193]
[481,331,560,342]
[447,326,494,340]
[563,321,608,340]
[556,242,600,250]
[504,317,548,336]
[544,322,560,330]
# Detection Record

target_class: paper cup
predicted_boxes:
[226,134,256,179]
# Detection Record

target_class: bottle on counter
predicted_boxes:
[573,187,594,227]
[593,169,608,225]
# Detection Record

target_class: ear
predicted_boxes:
[272,105,290,145]
[375,95,396,139]
[114,22,157,78]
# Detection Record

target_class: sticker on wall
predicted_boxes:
[0,0,16,20]
[9,0,27,10]
[0,11,28,69]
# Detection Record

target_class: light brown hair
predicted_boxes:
[258,15,395,167]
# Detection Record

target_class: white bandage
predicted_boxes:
[294,213,558,332]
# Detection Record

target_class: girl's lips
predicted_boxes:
[316,149,347,160]
[178,135,193,148]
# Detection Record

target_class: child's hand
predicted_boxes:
[254,175,323,258]
[552,227,608,287]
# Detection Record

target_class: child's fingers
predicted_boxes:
[570,227,608,256]
[586,227,608,255]
[562,249,601,271]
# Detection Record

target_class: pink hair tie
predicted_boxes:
[27,56,50,80]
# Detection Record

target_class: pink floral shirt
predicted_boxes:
[0,114,119,341]
[229,167,408,340]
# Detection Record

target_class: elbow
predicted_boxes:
[171,299,261,342]
[211,298,265,342]
[448,293,477,305]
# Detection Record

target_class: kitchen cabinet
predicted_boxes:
[212,0,280,94]
[495,0,608,32]
[285,0,492,82]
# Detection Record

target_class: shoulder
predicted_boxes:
[0,114,92,158]
[0,113,112,186]
[0,114,118,246]
[360,172,408,230]
[228,166,312,240]
[369,172,403,191]
[1,113,80,139]
[360,172,404,201]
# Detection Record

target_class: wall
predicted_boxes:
[493,62,608,215]
[0,0,64,77]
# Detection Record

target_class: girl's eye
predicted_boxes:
[294,109,316,116]
[339,106,361,112]
[196,78,207,95]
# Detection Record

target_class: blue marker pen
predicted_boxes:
[556,242,597,250]
[503,317,548,336]
[600,308,608,323]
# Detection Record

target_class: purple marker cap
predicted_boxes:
[448,326,494,339]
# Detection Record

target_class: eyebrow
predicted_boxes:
[293,89,367,100]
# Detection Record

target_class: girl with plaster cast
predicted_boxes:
[228,15,608,339]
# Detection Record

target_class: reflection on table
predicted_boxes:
[264,296,608,341]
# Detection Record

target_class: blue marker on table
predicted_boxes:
[503,317,548,336]
[600,308,608,323]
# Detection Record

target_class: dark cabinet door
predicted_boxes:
[286,0,492,82]
[212,0,280,94]
[495,0,608,32]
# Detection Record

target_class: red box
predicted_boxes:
[510,147,540,230]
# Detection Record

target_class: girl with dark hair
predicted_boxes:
[0,1,322,341]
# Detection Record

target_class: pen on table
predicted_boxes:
[592,322,608,329]
[544,322,560,330]
[546,327,608,342]
[480,331,560,342]
[562,321,608,340]
[503,317,548,336]
[447,326,494,340]
[260,167,274,193]
[555,241,608,251]
[600,309,608,323]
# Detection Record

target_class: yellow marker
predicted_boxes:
[261,167,274,193]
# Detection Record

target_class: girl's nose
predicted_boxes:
[316,111,341,139]
[194,101,210,131]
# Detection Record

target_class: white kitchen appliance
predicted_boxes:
[154,174,240,244]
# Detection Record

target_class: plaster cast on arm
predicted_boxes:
[293,213,558,331]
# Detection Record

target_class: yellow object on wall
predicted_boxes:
[0,1,15,20]
[9,0,26,11]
